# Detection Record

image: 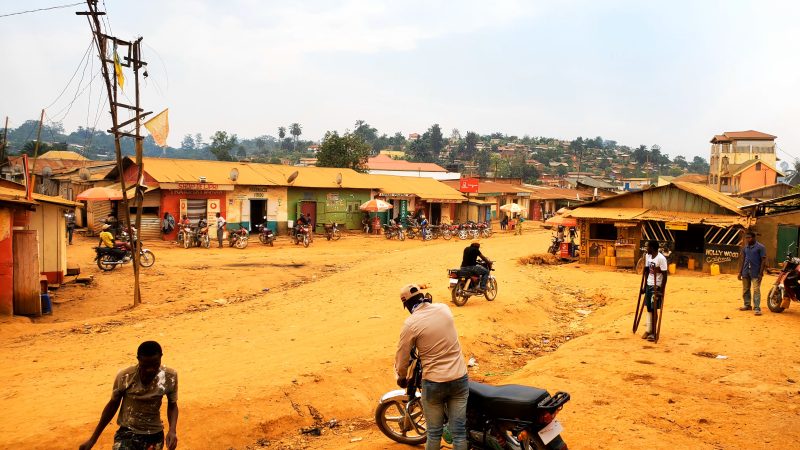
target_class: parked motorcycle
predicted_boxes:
[383,224,406,241]
[257,222,276,246]
[194,220,211,248]
[768,243,800,313]
[228,226,249,249]
[441,223,458,241]
[376,348,570,449]
[478,221,492,238]
[292,224,311,247]
[548,236,563,255]
[448,260,497,306]
[323,222,342,241]
[95,244,156,271]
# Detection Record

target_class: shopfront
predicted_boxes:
[160,182,231,240]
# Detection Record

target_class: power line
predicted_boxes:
[44,39,94,110]
[0,2,83,19]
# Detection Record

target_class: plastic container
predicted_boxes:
[668,263,676,274]
[688,258,696,270]
[710,264,720,276]
[41,293,52,315]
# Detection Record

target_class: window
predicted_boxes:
[589,223,617,240]
[755,162,762,171]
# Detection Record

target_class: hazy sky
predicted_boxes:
[2,0,799,161]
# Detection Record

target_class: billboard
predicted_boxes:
[459,177,479,193]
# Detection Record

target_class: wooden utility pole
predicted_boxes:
[0,116,8,162]
[78,0,151,306]
[27,109,45,198]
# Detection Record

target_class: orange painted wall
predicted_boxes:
[736,164,778,193]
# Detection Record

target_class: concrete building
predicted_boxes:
[709,130,779,192]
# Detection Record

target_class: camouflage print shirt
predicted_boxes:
[112,365,178,434]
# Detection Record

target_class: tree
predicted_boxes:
[688,156,710,174]
[476,148,491,176]
[450,128,461,143]
[464,131,479,160]
[236,146,247,160]
[673,155,688,169]
[407,137,434,162]
[194,133,204,148]
[180,134,195,150]
[278,127,286,140]
[209,131,237,161]
[427,124,444,160]
[353,120,378,146]
[316,131,371,172]
[632,145,649,165]
[290,123,302,151]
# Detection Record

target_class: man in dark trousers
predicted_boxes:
[461,240,492,291]
[641,240,668,341]
[65,210,76,244]
[79,341,178,450]
[738,231,767,316]
[395,283,468,450]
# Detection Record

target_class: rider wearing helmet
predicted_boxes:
[395,283,469,450]
[461,240,491,291]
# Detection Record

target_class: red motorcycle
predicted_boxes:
[767,243,800,313]
[292,224,311,248]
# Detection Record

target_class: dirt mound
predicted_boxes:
[518,253,564,265]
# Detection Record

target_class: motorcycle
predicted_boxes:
[228,226,249,249]
[292,224,311,247]
[548,236,563,255]
[323,222,342,241]
[257,223,276,246]
[194,221,211,249]
[441,223,458,241]
[768,243,800,313]
[383,223,406,241]
[448,260,498,306]
[176,223,192,247]
[95,243,156,271]
[376,348,570,450]
[478,221,492,238]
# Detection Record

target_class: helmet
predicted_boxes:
[400,283,426,303]
[102,224,111,230]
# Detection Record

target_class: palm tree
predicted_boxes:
[290,123,302,151]
[278,126,286,140]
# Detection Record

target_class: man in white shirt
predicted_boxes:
[215,212,226,248]
[395,284,468,450]
[641,240,668,341]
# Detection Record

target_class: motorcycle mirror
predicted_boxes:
[263,216,267,220]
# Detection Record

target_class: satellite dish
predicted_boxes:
[42,166,53,177]
[336,172,342,186]
[79,168,91,181]
[12,165,22,175]
[287,170,299,184]
[229,168,239,181]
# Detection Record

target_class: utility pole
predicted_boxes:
[27,109,45,198]
[78,0,151,306]
[0,116,8,162]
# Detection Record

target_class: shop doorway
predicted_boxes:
[430,203,441,224]
[249,200,267,232]
[299,201,317,232]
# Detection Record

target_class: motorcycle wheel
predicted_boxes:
[177,232,183,246]
[484,277,497,301]
[399,231,405,241]
[259,234,268,244]
[332,229,341,241]
[139,250,156,268]
[442,230,452,241]
[458,230,468,240]
[767,286,785,313]
[183,234,191,249]
[385,231,392,240]
[202,235,210,249]
[97,254,117,271]
[407,230,416,239]
[326,234,331,241]
[451,283,469,306]
[424,232,432,241]
[236,237,248,249]
[303,235,310,248]
[374,397,427,445]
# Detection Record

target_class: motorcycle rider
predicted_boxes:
[395,284,468,450]
[294,213,309,239]
[99,224,127,261]
[461,240,491,291]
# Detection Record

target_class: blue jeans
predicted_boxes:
[465,265,489,289]
[742,276,762,311]
[421,375,469,450]
[644,285,662,312]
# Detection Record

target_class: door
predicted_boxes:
[777,225,800,265]
[249,200,267,232]
[298,201,317,232]
[430,203,441,224]
[207,199,221,239]
[13,231,41,316]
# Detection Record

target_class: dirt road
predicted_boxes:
[1,227,798,449]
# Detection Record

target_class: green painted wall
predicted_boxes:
[287,188,371,231]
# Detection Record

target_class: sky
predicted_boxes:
[2,0,800,162]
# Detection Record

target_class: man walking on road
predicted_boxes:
[215,212,226,248]
[738,231,767,316]
[395,284,469,450]
[65,210,76,244]
[79,341,178,450]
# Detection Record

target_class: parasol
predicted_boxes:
[359,198,393,212]
[499,203,526,214]
[545,215,577,227]
[76,186,124,201]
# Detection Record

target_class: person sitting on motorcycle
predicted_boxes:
[395,283,469,450]
[294,214,309,238]
[99,224,127,260]
[461,240,491,291]
[556,225,566,242]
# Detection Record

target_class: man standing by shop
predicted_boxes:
[395,284,468,450]
[738,231,767,316]
[65,210,76,245]
[215,212,226,248]
[79,341,178,450]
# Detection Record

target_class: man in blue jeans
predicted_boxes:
[395,283,469,450]
[738,231,767,316]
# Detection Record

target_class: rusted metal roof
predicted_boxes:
[671,182,751,214]
[566,207,648,220]
[636,210,752,227]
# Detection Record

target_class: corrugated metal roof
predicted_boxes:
[32,192,82,207]
[566,207,648,220]
[367,154,447,172]
[38,150,89,161]
[0,186,38,206]
[636,210,751,227]
[671,181,751,214]
[375,174,465,201]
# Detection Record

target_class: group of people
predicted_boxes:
[161,212,228,248]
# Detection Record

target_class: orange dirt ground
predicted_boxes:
[1,226,799,449]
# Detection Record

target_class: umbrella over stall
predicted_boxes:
[76,186,124,201]
[544,215,577,227]
[359,198,393,212]
[499,203,526,214]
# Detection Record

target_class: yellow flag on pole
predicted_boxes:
[144,109,170,147]
[113,51,125,89]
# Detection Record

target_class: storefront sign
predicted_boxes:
[160,182,234,191]
[459,178,479,193]
[704,244,740,265]
[666,222,688,231]
[327,192,340,202]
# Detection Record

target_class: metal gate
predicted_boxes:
[186,199,207,223]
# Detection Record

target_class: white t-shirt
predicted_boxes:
[646,252,668,287]
[216,216,226,229]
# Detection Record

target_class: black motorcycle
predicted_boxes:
[94,244,155,271]
[448,260,497,306]
[376,348,570,449]
[257,224,276,246]
[323,222,341,241]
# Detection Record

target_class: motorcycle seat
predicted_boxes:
[468,382,549,418]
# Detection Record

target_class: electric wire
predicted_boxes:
[43,39,94,110]
[0,2,83,19]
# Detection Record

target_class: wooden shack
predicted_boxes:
[566,182,753,274]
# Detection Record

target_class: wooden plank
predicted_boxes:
[12,231,41,316]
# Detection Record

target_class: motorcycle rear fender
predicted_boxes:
[379,389,421,404]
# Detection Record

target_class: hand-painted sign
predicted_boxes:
[459,178,479,193]
[666,222,688,231]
